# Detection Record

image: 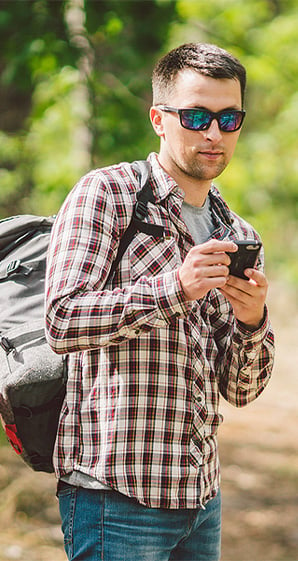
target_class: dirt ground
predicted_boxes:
[220,281,298,561]
[0,281,297,561]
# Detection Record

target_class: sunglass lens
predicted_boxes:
[219,111,242,131]
[181,109,210,130]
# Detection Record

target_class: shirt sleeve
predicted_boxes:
[207,290,275,407]
[45,171,190,354]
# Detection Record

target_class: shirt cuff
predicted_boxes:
[151,269,192,324]
[235,304,270,343]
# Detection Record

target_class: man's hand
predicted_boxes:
[220,268,268,329]
[178,239,238,301]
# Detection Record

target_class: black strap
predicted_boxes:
[106,160,164,284]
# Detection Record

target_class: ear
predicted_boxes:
[150,106,165,138]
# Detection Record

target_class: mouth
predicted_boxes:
[199,151,223,160]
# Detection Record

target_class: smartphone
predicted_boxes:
[228,240,262,279]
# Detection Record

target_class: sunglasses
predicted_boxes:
[158,105,246,132]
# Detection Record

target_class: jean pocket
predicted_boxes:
[58,481,77,554]
[57,479,77,497]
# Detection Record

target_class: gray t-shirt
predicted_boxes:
[62,470,111,490]
[180,195,214,245]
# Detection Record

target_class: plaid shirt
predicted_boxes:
[45,152,274,509]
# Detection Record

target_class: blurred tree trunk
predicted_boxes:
[64,0,93,172]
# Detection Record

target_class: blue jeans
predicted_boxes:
[58,483,221,561]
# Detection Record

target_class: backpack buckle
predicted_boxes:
[7,259,21,275]
[134,201,148,220]
[0,336,14,354]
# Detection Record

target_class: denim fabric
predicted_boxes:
[58,483,221,561]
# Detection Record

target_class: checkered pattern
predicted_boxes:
[45,153,274,509]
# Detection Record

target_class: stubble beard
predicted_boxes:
[178,156,228,183]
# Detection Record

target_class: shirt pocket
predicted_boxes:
[129,233,182,281]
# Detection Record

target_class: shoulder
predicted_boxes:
[73,161,140,202]
[59,161,144,224]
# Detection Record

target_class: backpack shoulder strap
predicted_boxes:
[106,160,164,284]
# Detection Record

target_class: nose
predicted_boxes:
[203,118,222,142]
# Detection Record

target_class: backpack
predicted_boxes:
[0,160,163,473]
[0,215,65,472]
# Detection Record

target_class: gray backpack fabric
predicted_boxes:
[0,215,67,472]
[0,160,161,473]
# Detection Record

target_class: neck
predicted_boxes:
[180,176,210,207]
[158,155,211,207]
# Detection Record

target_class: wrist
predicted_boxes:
[238,308,266,331]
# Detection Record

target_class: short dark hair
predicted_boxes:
[152,42,246,106]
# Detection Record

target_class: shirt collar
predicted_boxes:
[148,152,234,229]
[148,152,183,203]
[209,185,234,228]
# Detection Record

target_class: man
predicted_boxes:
[45,43,274,561]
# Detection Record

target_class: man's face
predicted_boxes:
[151,70,243,189]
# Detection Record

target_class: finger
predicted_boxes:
[204,264,230,278]
[227,273,263,293]
[221,283,249,305]
[224,272,268,305]
[226,275,252,292]
[198,239,238,255]
[199,254,232,267]
[244,268,267,286]
[225,275,261,300]
[190,246,235,267]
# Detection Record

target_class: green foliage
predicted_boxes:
[84,0,177,166]
[0,0,297,282]
[0,0,177,215]
[25,66,92,214]
[0,427,8,447]
[171,0,298,282]
[0,0,82,214]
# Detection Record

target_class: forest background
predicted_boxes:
[0,1,297,561]
[1,0,298,283]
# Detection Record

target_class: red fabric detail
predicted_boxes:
[5,424,23,455]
